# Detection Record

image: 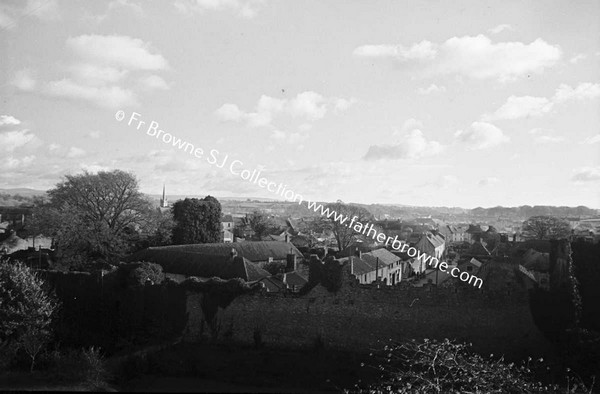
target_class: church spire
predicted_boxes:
[160,184,168,208]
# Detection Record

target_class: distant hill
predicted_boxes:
[0,188,47,197]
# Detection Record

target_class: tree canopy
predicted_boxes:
[522,216,571,240]
[171,196,222,244]
[32,170,155,266]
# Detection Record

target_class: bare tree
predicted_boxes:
[324,201,373,252]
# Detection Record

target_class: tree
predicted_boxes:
[324,201,373,252]
[360,338,559,393]
[0,260,59,371]
[32,170,153,265]
[522,216,571,240]
[248,210,276,240]
[171,196,222,244]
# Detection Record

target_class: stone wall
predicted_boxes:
[187,269,554,359]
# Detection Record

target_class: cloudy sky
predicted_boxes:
[1,0,599,208]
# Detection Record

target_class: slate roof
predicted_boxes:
[126,248,270,281]
[363,248,399,266]
[522,248,549,272]
[137,241,303,263]
[419,232,445,249]
[340,255,375,276]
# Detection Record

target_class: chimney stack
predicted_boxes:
[230,248,237,258]
[286,250,297,272]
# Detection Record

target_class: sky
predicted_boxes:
[1,0,599,208]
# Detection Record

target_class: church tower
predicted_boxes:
[160,184,168,208]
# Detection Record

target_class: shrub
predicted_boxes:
[0,260,59,371]
[357,338,558,393]
[44,347,109,389]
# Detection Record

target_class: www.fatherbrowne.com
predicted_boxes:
[117,110,483,289]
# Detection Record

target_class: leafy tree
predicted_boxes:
[248,210,276,240]
[522,216,571,240]
[171,196,222,244]
[32,170,153,265]
[324,201,373,252]
[0,260,59,371]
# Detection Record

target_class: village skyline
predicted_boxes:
[2,0,599,209]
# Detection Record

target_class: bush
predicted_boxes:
[45,347,109,389]
[357,338,559,393]
[0,260,59,371]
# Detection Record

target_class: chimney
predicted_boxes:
[285,233,290,243]
[349,256,354,275]
[230,248,237,258]
[355,248,362,259]
[286,250,297,272]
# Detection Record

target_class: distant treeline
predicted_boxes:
[0,193,37,207]
[469,205,597,219]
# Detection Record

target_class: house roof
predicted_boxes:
[282,271,308,287]
[522,248,549,272]
[341,256,375,276]
[466,224,484,234]
[363,248,399,266]
[222,214,234,222]
[138,241,303,262]
[126,248,269,281]
[467,241,491,256]
[418,232,445,249]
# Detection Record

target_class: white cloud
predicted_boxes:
[138,74,170,90]
[417,84,446,95]
[0,115,21,126]
[569,53,587,64]
[289,91,327,120]
[88,130,101,139]
[67,147,87,158]
[68,64,128,86]
[354,35,561,82]
[44,79,139,108]
[485,82,600,121]
[553,82,600,103]
[572,167,600,183]
[216,91,354,128]
[174,0,264,19]
[439,175,459,189]
[66,34,168,71]
[582,134,600,144]
[478,177,500,187]
[36,35,169,108]
[484,96,553,120]
[81,163,111,173]
[6,155,35,170]
[488,24,513,34]
[454,122,509,150]
[364,129,444,160]
[48,143,61,151]
[353,40,437,60]
[11,69,36,91]
[0,130,36,152]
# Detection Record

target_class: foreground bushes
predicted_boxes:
[356,339,594,394]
